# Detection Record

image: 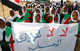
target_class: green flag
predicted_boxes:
[64,14,71,20]
[5,26,12,37]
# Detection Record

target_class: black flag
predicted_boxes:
[1,0,22,11]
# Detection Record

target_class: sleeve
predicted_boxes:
[0,41,9,47]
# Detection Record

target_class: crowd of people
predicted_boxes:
[0,1,80,51]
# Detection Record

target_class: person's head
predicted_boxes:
[33,13,41,23]
[19,8,24,16]
[33,4,35,8]
[35,14,40,23]
[52,14,60,23]
[56,7,61,14]
[41,4,44,9]
[10,9,15,17]
[56,5,61,14]
[62,5,68,13]
[27,4,31,9]
[23,6,26,13]
[50,6,56,15]
[19,10,23,16]
[71,10,79,22]
[54,14,58,23]
[35,9,40,13]
[45,6,50,13]
[0,17,6,29]
[36,5,42,9]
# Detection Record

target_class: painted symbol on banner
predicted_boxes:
[60,27,68,37]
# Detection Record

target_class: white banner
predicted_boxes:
[12,23,78,51]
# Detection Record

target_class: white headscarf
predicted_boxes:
[18,8,25,18]
[71,10,79,22]
[8,9,17,23]
[27,4,31,9]
[56,5,62,14]
[35,4,42,10]
[44,5,50,14]
[0,17,6,41]
[22,5,26,14]
[34,8,43,16]
[62,5,68,14]
[33,13,42,23]
[50,6,56,15]
[51,14,60,24]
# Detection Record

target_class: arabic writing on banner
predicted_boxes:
[12,23,78,51]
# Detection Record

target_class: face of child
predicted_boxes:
[23,7,26,12]
[37,6,40,8]
[0,19,6,29]
[19,10,23,16]
[28,6,30,9]
[31,5,32,8]
[36,9,40,13]
[57,7,60,14]
[41,5,44,9]
[35,14,40,23]
[33,5,35,8]
[51,7,55,14]
[63,6,68,12]
[10,10,15,17]
[54,15,58,23]
[72,11,78,20]
[46,6,49,12]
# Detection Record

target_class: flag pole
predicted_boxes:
[1,0,6,20]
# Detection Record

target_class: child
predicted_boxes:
[51,14,60,24]
[18,8,25,20]
[34,8,46,23]
[0,17,15,51]
[60,5,71,24]
[50,6,56,16]
[43,6,50,22]
[22,5,26,14]
[46,6,56,23]
[7,9,21,28]
[65,10,80,51]
[32,13,42,23]
[56,5,62,14]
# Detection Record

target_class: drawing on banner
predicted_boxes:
[28,39,61,51]
[16,30,41,43]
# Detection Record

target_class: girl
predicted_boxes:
[50,6,56,16]
[27,4,32,14]
[18,8,25,20]
[40,4,44,12]
[36,5,42,10]
[51,14,60,24]
[43,6,50,22]
[22,5,26,14]
[56,5,62,14]
[0,17,15,51]
[32,13,42,23]
[65,10,80,51]
[7,9,21,28]
[34,8,46,23]
[46,6,56,23]
[60,5,71,24]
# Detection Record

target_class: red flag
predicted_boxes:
[15,0,20,3]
